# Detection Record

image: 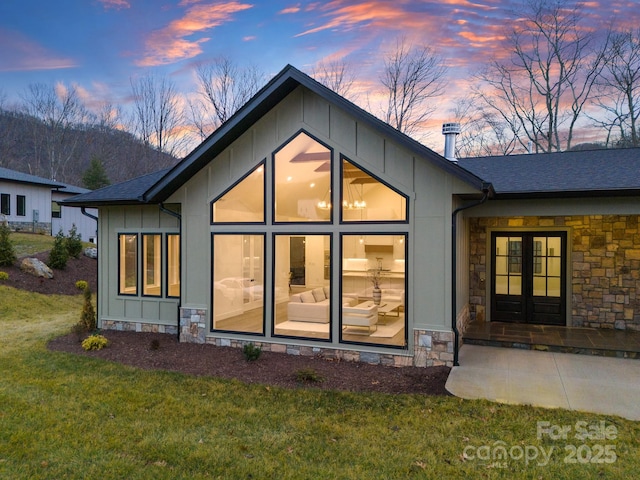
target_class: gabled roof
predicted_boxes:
[62,65,489,207]
[62,169,170,206]
[53,183,91,196]
[0,166,65,188]
[458,148,640,198]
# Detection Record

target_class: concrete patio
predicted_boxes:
[445,344,640,421]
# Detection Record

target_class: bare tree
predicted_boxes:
[129,73,185,159]
[591,29,640,147]
[451,96,521,158]
[476,0,608,153]
[379,37,447,137]
[20,82,88,180]
[188,57,264,141]
[311,59,357,100]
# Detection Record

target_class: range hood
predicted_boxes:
[364,244,393,253]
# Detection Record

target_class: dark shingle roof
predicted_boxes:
[61,169,170,206]
[458,148,640,197]
[0,167,65,188]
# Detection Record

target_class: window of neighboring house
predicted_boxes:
[51,201,61,218]
[1,194,9,216]
[212,162,265,223]
[167,234,181,298]
[142,234,162,297]
[118,234,138,295]
[16,195,26,217]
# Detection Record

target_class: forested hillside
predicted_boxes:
[0,109,178,187]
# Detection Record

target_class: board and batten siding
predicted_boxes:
[98,205,180,329]
[165,85,481,344]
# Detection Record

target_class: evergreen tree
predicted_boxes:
[0,225,17,267]
[66,224,83,258]
[47,229,69,270]
[82,156,110,190]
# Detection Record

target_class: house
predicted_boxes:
[0,166,98,242]
[52,183,98,243]
[62,65,640,367]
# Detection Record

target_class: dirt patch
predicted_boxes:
[7,249,450,395]
[48,331,451,395]
[1,252,97,295]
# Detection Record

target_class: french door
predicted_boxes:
[491,232,566,325]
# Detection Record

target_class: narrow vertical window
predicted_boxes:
[119,234,138,295]
[0,194,9,215]
[17,195,26,217]
[167,234,180,298]
[143,234,162,296]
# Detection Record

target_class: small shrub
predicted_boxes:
[150,339,160,350]
[75,280,89,291]
[0,225,16,267]
[243,343,262,362]
[295,368,325,383]
[0,271,8,281]
[66,224,83,258]
[81,334,109,351]
[47,229,69,270]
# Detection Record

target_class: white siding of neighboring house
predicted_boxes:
[0,180,52,232]
[51,191,98,243]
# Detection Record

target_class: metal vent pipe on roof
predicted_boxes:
[442,122,461,162]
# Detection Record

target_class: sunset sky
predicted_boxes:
[1,0,638,152]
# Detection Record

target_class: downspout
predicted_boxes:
[158,203,182,340]
[81,207,99,329]
[451,184,491,366]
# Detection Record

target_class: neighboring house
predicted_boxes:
[0,166,97,241]
[63,65,640,368]
[52,183,98,243]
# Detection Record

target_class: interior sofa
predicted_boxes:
[288,286,357,323]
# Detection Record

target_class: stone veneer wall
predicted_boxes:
[469,215,640,331]
[179,307,455,367]
[102,319,178,335]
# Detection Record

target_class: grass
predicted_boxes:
[0,286,639,479]
[10,232,56,257]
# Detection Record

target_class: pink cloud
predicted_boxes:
[280,5,301,14]
[137,1,253,66]
[0,29,77,72]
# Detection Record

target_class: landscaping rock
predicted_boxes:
[20,258,54,279]
[84,247,98,259]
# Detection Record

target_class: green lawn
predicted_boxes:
[0,286,638,479]
[9,232,56,257]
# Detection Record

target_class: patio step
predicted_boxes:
[463,321,640,360]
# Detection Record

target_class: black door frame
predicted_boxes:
[490,231,567,325]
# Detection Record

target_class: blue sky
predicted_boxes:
[1,0,638,149]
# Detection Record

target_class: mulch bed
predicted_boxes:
[6,249,451,395]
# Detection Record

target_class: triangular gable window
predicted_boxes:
[341,157,407,222]
[211,162,265,223]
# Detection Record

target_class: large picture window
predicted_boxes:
[273,234,331,340]
[119,234,138,295]
[274,131,332,223]
[143,234,161,296]
[341,234,406,346]
[212,234,265,334]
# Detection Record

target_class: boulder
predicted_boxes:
[84,247,98,259]
[20,258,54,279]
